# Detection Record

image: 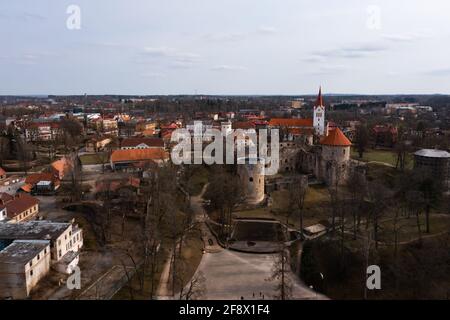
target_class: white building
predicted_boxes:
[313,87,326,136]
[0,221,83,276]
[0,240,51,299]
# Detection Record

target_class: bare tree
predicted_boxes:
[179,271,206,300]
[266,246,292,300]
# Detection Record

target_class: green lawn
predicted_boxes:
[351,148,399,166]
[234,185,331,228]
[79,153,109,165]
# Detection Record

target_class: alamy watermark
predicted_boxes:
[366,265,381,290]
[366,5,381,30]
[66,5,81,30]
[67,266,81,290]
[170,121,280,175]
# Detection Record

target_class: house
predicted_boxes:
[0,175,25,194]
[95,118,119,136]
[0,221,83,275]
[85,137,112,152]
[51,157,73,180]
[0,240,51,299]
[373,125,398,148]
[0,167,6,181]
[0,193,40,223]
[25,122,61,142]
[110,148,169,171]
[135,121,156,133]
[22,172,60,195]
[0,205,7,221]
[120,137,165,150]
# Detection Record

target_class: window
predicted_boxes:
[37,254,40,260]
[58,250,62,258]
[249,177,253,182]
[343,149,346,155]
[29,261,32,267]
[30,270,33,277]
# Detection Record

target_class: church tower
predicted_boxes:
[313,87,326,136]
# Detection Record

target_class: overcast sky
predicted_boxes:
[1,0,450,95]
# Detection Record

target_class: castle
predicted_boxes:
[238,87,363,204]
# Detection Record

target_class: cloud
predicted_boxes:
[422,68,450,77]
[211,65,248,71]
[203,26,277,43]
[382,31,432,43]
[142,47,200,62]
[0,11,47,22]
[137,46,201,69]
[140,72,166,79]
[306,43,387,62]
[22,12,47,22]
[0,52,58,65]
[257,26,277,34]
[203,32,247,43]
[306,65,347,76]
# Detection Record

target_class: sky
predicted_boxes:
[1,0,450,95]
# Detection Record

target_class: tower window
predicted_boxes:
[249,177,253,182]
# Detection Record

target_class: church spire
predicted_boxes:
[315,86,324,107]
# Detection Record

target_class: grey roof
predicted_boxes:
[0,221,70,241]
[414,149,450,158]
[0,240,49,264]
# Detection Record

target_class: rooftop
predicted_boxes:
[4,194,40,219]
[320,128,352,147]
[110,148,169,163]
[414,149,450,158]
[0,221,70,241]
[121,137,164,148]
[268,118,313,128]
[0,240,49,264]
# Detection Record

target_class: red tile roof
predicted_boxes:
[5,193,39,219]
[320,128,352,146]
[289,128,314,135]
[0,167,5,177]
[110,149,169,163]
[0,192,14,204]
[269,118,313,128]
[25,172,58,185]
[232,121,256,130]
[121,137,164,148]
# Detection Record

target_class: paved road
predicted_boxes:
[193,249,326,300]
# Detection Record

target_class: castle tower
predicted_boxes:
[320,127,351,163]
[237,157,265,204]
[313,87,326,136]
[319,127,352,185]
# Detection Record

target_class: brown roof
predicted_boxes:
[269,118,313,128]
[232,121,256,130]
[121,137,164,148]
[0,192,14,204]
[320,128,352,147]
[110,149,169,163]
[25,172,58,185]
[288,128,314,136]
[5,194,39,219]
